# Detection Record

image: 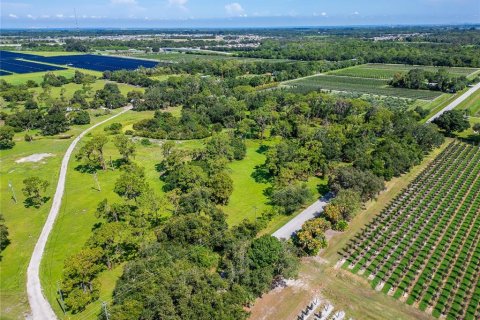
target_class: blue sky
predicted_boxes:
[1,0,479,28]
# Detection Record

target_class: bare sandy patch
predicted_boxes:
[15,153,54,164]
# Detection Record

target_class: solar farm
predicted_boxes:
[0,50,159,74]
[340,141,480,320]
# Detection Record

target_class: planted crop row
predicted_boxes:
[339,141,480,319]
[289,74,442,100]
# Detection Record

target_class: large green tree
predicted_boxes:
[433,110,470,134]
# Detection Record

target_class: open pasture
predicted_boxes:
[287,74,443,100]
[329,64,479,79]
[340,141,480,320]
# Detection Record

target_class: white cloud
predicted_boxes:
[111,0,138,4]
[225,2,245,16]
[168,0,188,10]
[321,12,327,16]
[27,14,35,19]
[8,13,18,18]
[56,13,64,18]
[353,11,359,15]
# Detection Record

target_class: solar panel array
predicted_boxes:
[0,51,160,75]
[0,51,66,74]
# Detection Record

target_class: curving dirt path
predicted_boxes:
[26,106,132,320]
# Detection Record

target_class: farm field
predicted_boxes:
[250,139,451,320]
[328,64,479,79]
[287,74,443,100]
[340,141,480,320]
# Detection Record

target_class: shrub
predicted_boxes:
[333,220,348,231]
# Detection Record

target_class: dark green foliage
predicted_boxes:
[329,167,385,201]
[270,183,312,214]
[0,214,9,255]
[41,104,69,135]
[390,68,469,93]
[114,134,136,162]
[22,176,49,208]
[70,90,90,109]
[108,244,249,320]
[70,110,91,125]
[42,72,70,87]
[133,110,210,140]
[330,189,362,221]
[0,126,15,149]
[75,134,109,171]
[104,122,122,134]
[61,248,103,313]
[433,110,470,134]
[92,83,126,109]
[333,220,348,231]
[24,99,38,110]
[65,39,90,52]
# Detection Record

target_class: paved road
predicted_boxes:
[272,194,332,240]
[27,106,132,320]
[427,82,480,123]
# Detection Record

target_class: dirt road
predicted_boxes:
[26,106,132,320]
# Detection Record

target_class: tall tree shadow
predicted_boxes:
[251,163,273,184]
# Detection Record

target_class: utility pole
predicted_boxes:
[93,172,101,191]
[8,181,17,204]
[102,301,110,320]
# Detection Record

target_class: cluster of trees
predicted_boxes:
[390,68,469,93]
[104,59,358,90]
[0,126,16,149]
[234,39,480,67]
[22,177,50,208]
[133,110,211,140]
[161,133,246,208]
[161,59,358,82]
[432,110,471,134]
[1,80,131,146]
[62,131,300,317]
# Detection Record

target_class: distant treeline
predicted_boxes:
[230,39,480,67]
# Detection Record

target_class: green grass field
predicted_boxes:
[0,109,127,320]
[455,87,480,116]
[1,112,325,319]
[287,74,443,100]
[329,64,479,79]
[0,68,103,85]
